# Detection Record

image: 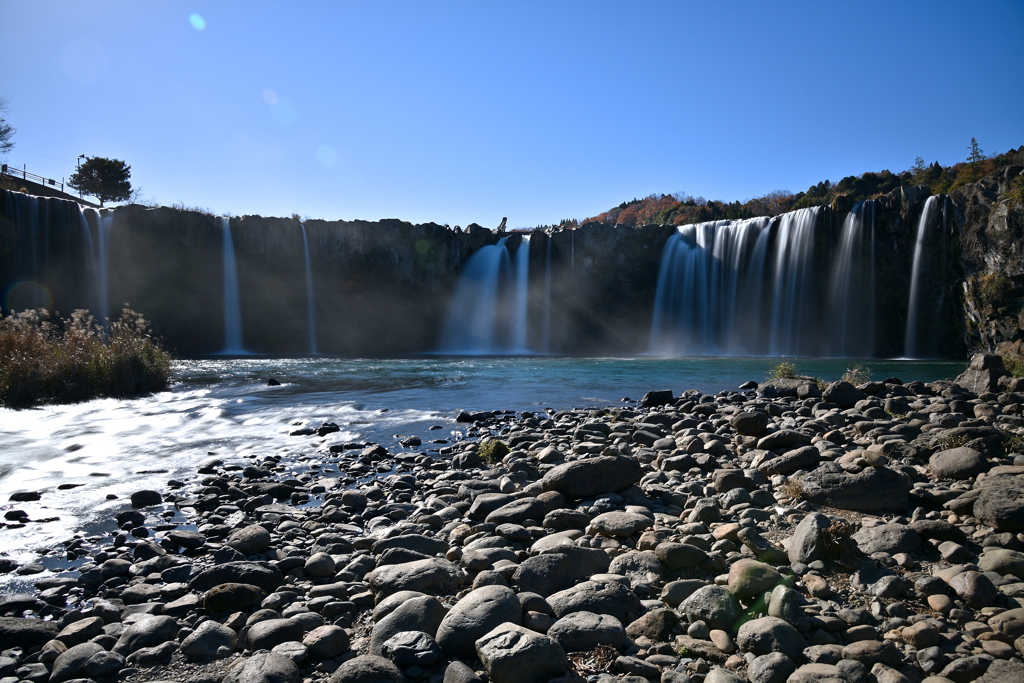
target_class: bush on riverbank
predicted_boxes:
[0,307,172,408]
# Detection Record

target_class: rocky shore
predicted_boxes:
[3,355,1024,683]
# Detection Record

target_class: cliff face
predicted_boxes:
[4,168,1023,359]
[954,158,1024,352]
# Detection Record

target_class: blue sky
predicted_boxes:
[3,1,1022,228]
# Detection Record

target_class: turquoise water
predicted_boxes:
[0,356,965,572]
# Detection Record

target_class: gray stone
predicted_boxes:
[329,654,406,683]
[727,559,784,600]
[760,446,821,475]
[547,611,626,652]
[372,534,449,557]
[624,608,679,642]
[948,570,998,608]
[366,558,467,598]
[512,548,610,596]
[381,631,443,666]
[485,497,549,525]
[113,615,180,656]
[749,652,797,683]
[443,660,484,683]
[608,550,665,585]
[180,619,237,659]
[757,430,813,451]
[223,651,301,683]
[977,659,1024,683]
[679,585,743,632]
[475,622,568,683]
[852,524,922,555]
[955,353,1008,393]
[589,511,652,537]
[704,668,746,683]
[540,455,642,499]
[548,579,644,624]
[973,472,1024,532]
[0,616,59,648]
[189,561,283,593]
[930,447,989,480]
[988,607,1024,638]
[204,582,267,613]
[731,410,771,437]
[50,642,104,683]
[788,663,847,683]
[789,512,831,564]
[302,625,350,660]
[304,552,336,578]
[369,595,446,656]
[979,548,1024,579]
[823,381,866,409]
[801,463,910,513]
[656,542,708,570]
[246,618,304,651]
[228,524,273,555]
[736,616,807,661]
[83,650,125,678]
[54,616,104,647]
[435,585,522,659]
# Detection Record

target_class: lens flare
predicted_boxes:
[269,98,298,125]
[189,14,206,30]
[316,145,338,166]
[5,282,53,312]
[262,88,279,106]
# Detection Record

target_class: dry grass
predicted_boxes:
[0,307,172,408]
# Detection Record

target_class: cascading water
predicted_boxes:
[511,236,530,352]
[649,216,770,355]
[299,223,318,354]
[768,207,820,356]
[905,195,949,358]
[81,208,112,323]
[219,216,246,354]
[542,234,553,353]
[828,200,875,357]
[438,237,511,353]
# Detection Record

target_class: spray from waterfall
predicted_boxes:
[299,223,318,354]
[828,200,875,357]
[219,217,246,354]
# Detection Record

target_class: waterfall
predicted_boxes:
[219,216,246,353]
[649,216,770,355]
[82,208,112,323]
[511,236,530,352]
[905,195,948,358]
[76,208,100,316]
[299,223,318,354]
[542,234,553,353]
[439,237,511,353]
[828,200,875,357]
[768,207,820,356]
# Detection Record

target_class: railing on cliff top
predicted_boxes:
[1,163,66,192]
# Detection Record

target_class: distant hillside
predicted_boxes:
[580,144,1024,227]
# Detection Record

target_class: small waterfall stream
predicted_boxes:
[511,236,530,352]
[905,195,949,358]
[542,234,553,353]
[828,200,875,357]
[219,217,246,354]
[299,223,318,354]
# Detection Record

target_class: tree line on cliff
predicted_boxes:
[582,142,1024,228]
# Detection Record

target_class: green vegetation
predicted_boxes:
[579,143,1024,228]
[999,349,1024,378]
[0,307,172,408]
[980,274,1018,312]
[69,156,132,207]
[767,360,797,380]
[478,438,510,463]
[938,433,970,451]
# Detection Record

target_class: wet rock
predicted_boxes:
[475,622,568,683]
[130,489,162,507]
[223,651,300,683]
[436,585,522,658]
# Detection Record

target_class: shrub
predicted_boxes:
[0,307,172,408]
[1001,350,1024,378]
[478,439,510,464]
[841,364,872,385]
[767,360,797,379]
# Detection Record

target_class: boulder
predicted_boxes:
[548,611,627,652]
[547,579,644,624]
[800,463,910,513]
[366,558,466,598]
[368,595,446,656]
[540,455,642,499]
[955,353,1008,393]
[180,620,237,659]
[222,651,300,683]
[973,472,1024,531]
[852,524,922,556]
[246,618,304,651]
[0,617,59,648]
[475,623,568,683]
[380,631,443,667]
[204,582,267,613]
[728,559,784,600]
[513,548,610,596]
[189,561,283,592]
[822,381,865,409]
[736,616,807,661]
[50,642,105,683]
[435,585,522,659]
[731,410,771,437]
[929,447,989,479]
[679,585,743,632]
[113,615,180,656]
[788,512,830,564]
[227,524,273,555]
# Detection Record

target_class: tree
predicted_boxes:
[968,137,985,163]
[911,156,926,175]
[0,97,14,156]
[68,156,132,206]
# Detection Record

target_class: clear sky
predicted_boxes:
[2,1,1022,228]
